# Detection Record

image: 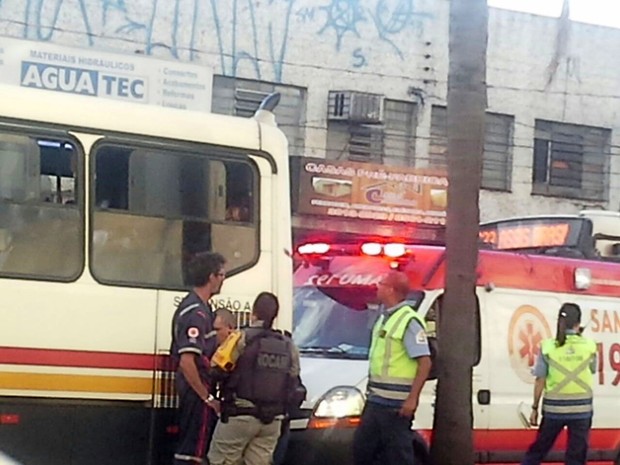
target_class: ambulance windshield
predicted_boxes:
[292,285,424,359]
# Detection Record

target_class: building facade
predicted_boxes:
[1,0,618,231]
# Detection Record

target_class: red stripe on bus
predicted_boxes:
[0,347,172,371]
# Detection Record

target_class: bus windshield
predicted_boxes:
[292,284,424,359]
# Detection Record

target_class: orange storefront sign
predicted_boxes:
[294,157,448,225]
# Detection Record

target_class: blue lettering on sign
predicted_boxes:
[20,62,99,96]
[20,62,146,100]
[101,75,145,99]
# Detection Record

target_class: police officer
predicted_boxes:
[353,271,432,465]
[207,292,302,465]
[170,252,226,465]
[522,303,597,465]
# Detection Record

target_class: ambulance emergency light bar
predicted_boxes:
[297,242,408,258]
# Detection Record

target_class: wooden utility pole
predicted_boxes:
[430,0,488,464]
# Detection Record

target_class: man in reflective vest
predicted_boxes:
[521,303,597,465]
[353,271,432,465]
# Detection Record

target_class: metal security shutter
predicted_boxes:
[383,99,417,165]
[325,121,383,162]
[429,106,513,190]
[429,106,448,169]
[483,113,513,191]
[533,120,609,201]
[211,76,306,156]
[348,125,384,161]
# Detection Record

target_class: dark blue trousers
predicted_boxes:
[173,381,211,465]
[521,416,592,465]
[353,402,416,465]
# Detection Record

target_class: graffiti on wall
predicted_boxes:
[314,0,433,60]
[0,0,434,81]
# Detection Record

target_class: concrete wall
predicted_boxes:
[1,0,618,221]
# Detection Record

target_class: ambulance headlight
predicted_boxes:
[312,386,365,418]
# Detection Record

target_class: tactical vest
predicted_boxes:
[368,305,427,403]
[541,334,597,418]
[224,327,292,420]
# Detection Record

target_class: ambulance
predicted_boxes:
[285,210,620,465]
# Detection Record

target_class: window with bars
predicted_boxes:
[211,76,307,155]
[532,120,610,201]
[326,99,417,164]
[429,106,514,191]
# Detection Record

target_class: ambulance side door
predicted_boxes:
[483,288,560,461]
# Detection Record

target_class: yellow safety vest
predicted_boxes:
[368,305,427,403]
[541,334,597,417]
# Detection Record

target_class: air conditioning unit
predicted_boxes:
[327,91,384,124]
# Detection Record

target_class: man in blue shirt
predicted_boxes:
[170,252,226,465]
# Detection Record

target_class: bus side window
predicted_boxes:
[91,143,259,288]
[0,132,82,280]
[39,141,77,205]
[210,160,256,272]
[223,163,253,223]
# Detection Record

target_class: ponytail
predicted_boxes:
[556,316,567,347]
[556,302,582,347]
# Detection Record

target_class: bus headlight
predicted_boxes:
[308,386,365,429]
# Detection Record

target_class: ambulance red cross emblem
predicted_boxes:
[508,305,552,384]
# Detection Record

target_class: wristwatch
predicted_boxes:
[204,394,215,403]
[531,404,538,410]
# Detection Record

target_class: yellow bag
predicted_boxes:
[211,330,242,372]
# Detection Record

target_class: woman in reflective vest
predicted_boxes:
[521,303,597,465]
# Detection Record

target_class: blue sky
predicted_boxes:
[488,0,620,28]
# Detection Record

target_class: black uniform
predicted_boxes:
[208,326,305,465]
[223,327,293,421]
[170,292,216,464]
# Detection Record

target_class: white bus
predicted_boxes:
[0,85,292,465]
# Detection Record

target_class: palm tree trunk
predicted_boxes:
[430,0,488,464]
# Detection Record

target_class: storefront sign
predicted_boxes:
[295,157,448,226]
[0,37,212,111]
